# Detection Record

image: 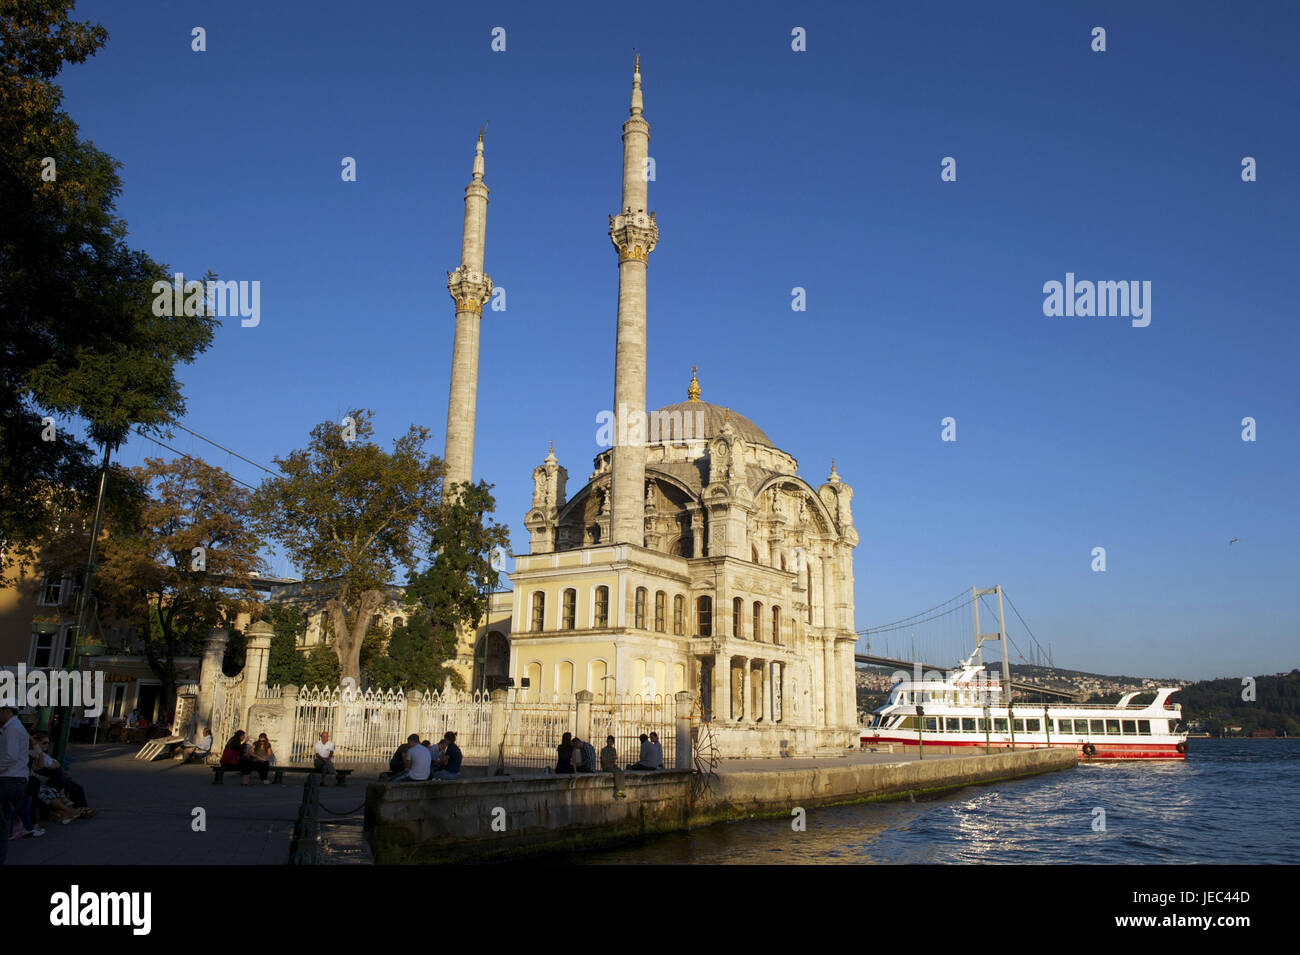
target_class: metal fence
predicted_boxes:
[592,693,676,770]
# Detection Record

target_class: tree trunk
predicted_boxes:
[328,589,384,685]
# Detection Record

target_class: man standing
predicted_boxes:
[1,704,31,865]
[313,730,337,785]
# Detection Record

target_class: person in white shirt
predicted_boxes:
[392,733,431,782]
[1,704,32,865]
[647,732,664,769]
[313,731,337,785]
[182,728,213,762]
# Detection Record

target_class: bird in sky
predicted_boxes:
[1229,538,1240,545]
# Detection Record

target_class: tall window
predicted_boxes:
[753,601,763,642]
[772,606,782,645]
[530,592,545,632]
[29,631,57,668]
[562,588,576,630]
[594,586,609,628]
[654,591,666,632]
[697,596,712,637]
[635,587,647,629]
[38,574,64,606]
[733,597,744,638]
[673,595,684,635]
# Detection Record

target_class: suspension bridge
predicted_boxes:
[854,585,1079,702]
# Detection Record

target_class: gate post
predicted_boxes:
[195,628,229,737]
[575,689,594,743]
[490,688,508,775]
[675,690,697,769]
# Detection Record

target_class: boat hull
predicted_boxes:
[860,734,1187,760]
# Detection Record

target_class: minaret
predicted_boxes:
[608,56,659,545]
[444,130,493,494]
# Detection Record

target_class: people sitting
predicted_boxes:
[182,728,214,763]
[248,733,276,784]
[434,732,462,779]
[28,734,90,810]
[390,733,431,782]
[629,733,660,770]
[572,734,597,773]
[555,732,575,774]
[220,730,256,786]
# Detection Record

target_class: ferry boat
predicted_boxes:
[861,653,1188,760]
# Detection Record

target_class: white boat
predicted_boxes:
[860,653,1189,760]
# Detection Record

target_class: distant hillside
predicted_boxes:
[1171,670,1300,737]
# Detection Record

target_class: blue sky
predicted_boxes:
[58,0,1298,680]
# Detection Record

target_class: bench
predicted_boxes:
[211,765,353,786]
[135,736,184,761]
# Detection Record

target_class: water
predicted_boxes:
[550,740,1299,864]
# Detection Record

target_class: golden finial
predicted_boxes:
[635,52,640,74]
[548,439,553,454]
[478,123,484,143]
[687,365,701,402]
[723,408,731,425]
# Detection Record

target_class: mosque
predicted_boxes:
[442,61,860,756]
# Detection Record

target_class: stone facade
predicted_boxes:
[497,64,860,757]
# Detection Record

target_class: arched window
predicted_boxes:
[562,588,576,630]
[753,601,763,642]
[594,586,609,628]
[772,606,782,645]
[752,545,759,563]
[697,596,712,637]
[673,595,684,635]
[635,587,648,629]
[525,661,543,702]
[733,597,744,638]
[654,591,666,632]
[531,591,545,632]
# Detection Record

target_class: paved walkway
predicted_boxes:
[7,745,371,866]
[713,748,965,774]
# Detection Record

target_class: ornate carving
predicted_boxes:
[446,264,493,312]
[609,209,659,262]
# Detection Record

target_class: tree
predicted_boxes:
[88,455,266,712]
[300,645,340,688]
[368,614,461,692]
[0,2,218,570]
[265,604,307,687]
[252,409,442,684]
[404,480,509,642]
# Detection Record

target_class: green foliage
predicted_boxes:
[221,627,246,677]
[0,2,216,568]
[405,480,510,637]
[367,613,463,692]
[1175,670,1300,737]
[251,409,442,681]
[265,605,307,687]
[301,645,341,688]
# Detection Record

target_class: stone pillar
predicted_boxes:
[738,656,751,722]
[195,628,228,738]
[279,686,300,761]
[839,640,856,729]
[760,661,770,722]
[822,552,835,631]
[608,61,658,545]
[714,652,730,725]
[444,134,492,493]
[575,689,594,743]
[490,688,508,775]
[822,638,837,729]
[241,621,274,727]
[405,689,423,742]
[674,690,695,769]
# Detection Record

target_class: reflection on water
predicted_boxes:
[536,740,1298,865]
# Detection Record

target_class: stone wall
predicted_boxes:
[364,747,1076,864]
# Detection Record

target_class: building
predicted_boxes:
[438,62,860,756]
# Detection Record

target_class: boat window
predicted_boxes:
[1013,719,1024,733]
[977,719,988,732]
[1090,719,1105,734]
[924,717,937,732]
[1057,719,1073,733]
[962,718,976,732]
[945,718,960,732]
[1105,719,1121,735]
[1026,718,1040,732]
[1137,720,1151,735]
[995,718,1008,733]
[1122,720,1137,735]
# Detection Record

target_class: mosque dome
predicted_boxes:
[645,367,775,448]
